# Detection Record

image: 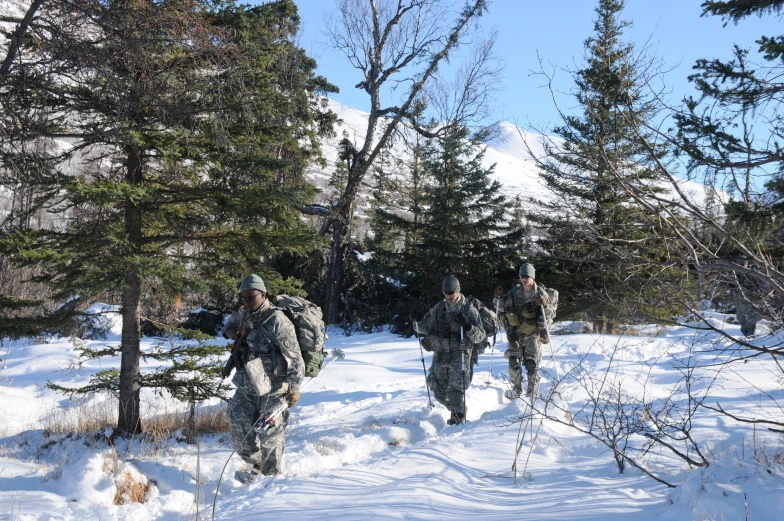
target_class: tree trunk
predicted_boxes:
[118,149,143,435]
[325,217,347,325]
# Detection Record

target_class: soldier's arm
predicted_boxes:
[536,287,550,308]
[464,305,485,344]
[270,315,305,387]
[415,307,438,335]
[222,311,242,339]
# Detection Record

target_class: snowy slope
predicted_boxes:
[1,314,783,520]
[312,100,712,215]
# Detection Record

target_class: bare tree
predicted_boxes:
[0,0,47,84]
[307,0,495,324]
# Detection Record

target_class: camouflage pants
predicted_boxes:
[228,368,290,475]
[427,349,471,415]
[736,299,759,336]
[504,332,541,389]
[468,340,487,384]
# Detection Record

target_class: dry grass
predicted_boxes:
[43,398,116,436]
[144,406,230,438]
[42,398,229,440]
[113,471,149,505]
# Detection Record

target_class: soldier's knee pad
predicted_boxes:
[524,359,537,374]
[508,356,520,367]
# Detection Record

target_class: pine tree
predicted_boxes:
[0,0,336,434]
[676,0,784,262]
[530,0,683,327]
[373,126,524,313]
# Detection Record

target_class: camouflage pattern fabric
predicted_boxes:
[504,332,541,391]
[225,300,304,387]
[731,270,768,337]
[225,299,303,475]
[414,295,484,415]
[735,295,759,336]
[426,348,471,414]
[495,283,551,390]
[468,339,488,384]
[228,367,290,475]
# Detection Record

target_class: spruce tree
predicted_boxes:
[374,126,524,311]
[530,0,683,327]
[676,0,784,262]
[0,0,336,434]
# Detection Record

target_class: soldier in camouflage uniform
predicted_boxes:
[732,255,770,337]
[222,274,304,482]
[409,276,484,425]
[494,263,553,398]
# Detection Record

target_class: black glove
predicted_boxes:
[409,309,423,322]
[453,312,471,331]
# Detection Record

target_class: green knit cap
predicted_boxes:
[442,275,461,293]
[239,274,267,293]
[519,263,535,279]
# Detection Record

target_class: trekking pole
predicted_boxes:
[541,304,559,381]
[255,348,346,436]
[488,298,500,384]
[415,321,435,408]
[461,326,467,413]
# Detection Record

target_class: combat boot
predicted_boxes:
[234,464,262,484]
[447,411,466,425]
[526,378,537,397]
[504,384,522,400]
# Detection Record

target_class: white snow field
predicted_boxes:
[1,311,783,521]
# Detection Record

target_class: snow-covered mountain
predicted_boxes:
[307,100,552,206]
[310,100,711,217]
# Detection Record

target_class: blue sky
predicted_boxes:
[289,0,782,131]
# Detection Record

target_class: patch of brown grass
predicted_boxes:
[43,399,116,436]
[113,471,149,505]
[144,406,230,439]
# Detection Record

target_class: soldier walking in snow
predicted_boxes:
[409,276,485,425]
[495,263,555,398]
[222,274,304,482]
[732,255,770,338]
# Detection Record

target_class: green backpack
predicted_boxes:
[273,295,326,377]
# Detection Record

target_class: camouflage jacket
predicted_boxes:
[495,283,550,337]
[414,295,485,352]
[226,299,304,388]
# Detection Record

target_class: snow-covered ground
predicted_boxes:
[1,311,783,520]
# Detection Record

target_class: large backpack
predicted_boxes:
[272,295,326,377]
[540,285,559,326]
[468,297,499,345]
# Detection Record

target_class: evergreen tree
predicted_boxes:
[0,0,336,434]
[373,126,524,313]
[676,0,784,263]
[530,0,684,327]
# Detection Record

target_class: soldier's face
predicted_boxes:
[240,289,266,312]
[520,276,535,291]
[444,290,460,304]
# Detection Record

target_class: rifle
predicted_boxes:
[221,319,254,379]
